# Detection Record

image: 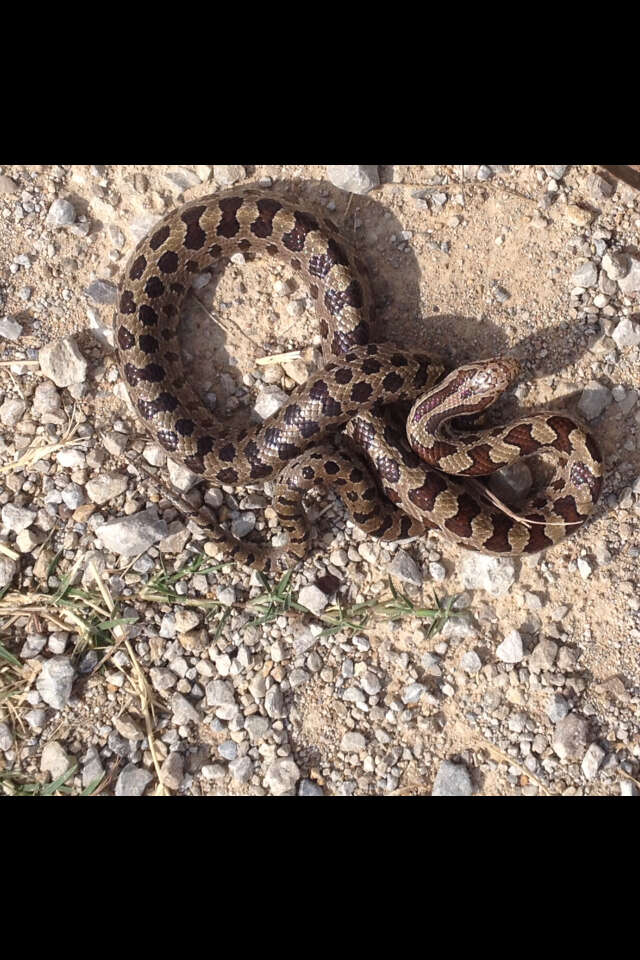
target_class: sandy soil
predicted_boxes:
[0,163,638,797]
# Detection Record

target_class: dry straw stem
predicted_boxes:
[387,719,556,797]
[255,351,302,366]
[191,292,305,368]
[0,359,40,367]
[619,770,640,791]
[466,478,584,528]
[0,542,19,561]
[87,563,167,796]
[0,409,85,476]
[191,291,263,352]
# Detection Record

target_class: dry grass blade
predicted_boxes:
[84,565,166,795]
[456,720,556,796]
[255,350,302,366]
[191,291,263,351]
[466,478,584,527]
[0,542,19,561]
[123,638,167,796]
[0,411,84,476]
[0,359,40,367]
[619,770,640,791]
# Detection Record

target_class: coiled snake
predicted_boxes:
[114,186,603,571]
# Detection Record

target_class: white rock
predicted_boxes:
[0,316,23,340]
[115,764,153,797]
[496,629,524,663]
[459,554,516,596]
[432,760,473,796]
[0,555,17,588]
[617,255,640,295]
[340,732,366,752]
[41,741,71,780]
[612,318,640,350]
[298,583,329,615]
[401,682,427,704]
[36,656,75,709]
[263,758,300,796]
[570,261,598,288]
[33,381,61,414]
[85,473,129,505]
[543,165,569,180]
[577,381,611,420]
[254,386,289,419]
[577,557,592,579]
[171,692,201,726]
[97,508,168,556]
[460,650,482,674]
[143,443,167,467]
[167,457,200,492]
[428,561,447,582]
[39,336,87,387]
[552,712,589,760]
[326,165,379,195]
[45,198,76,228]
[602,251,630,280]
[387,549,422,586]
[213,165,246,187]
[581,743,605,781]
[165,166,201,192]
[0,175,18,194]
[1,503,36,532]
[0,397,26,426]
[217,586,236,606]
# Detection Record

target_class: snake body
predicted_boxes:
[114,186,603,570]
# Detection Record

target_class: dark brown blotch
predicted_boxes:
[547,416,574,454]
[129,255,147,280]
[521,518,554,553]
[117,325,135,350]
[282,210,319,253]
[219,443,236,462]
[216,197,243,239]
[158,250,179,274]
[444,494,482,538]
[351,381,373,403]
[149,225,171,250]
[138,334,158,355]
[502,423,539,456]
[251,197,282,238]
[175,418,195,436]
[408,473,448,513]
[334,367,353,385]
[139,304,158,327]
[361,357,382,374]
[217,467,239,484]
[183,454,205,474]
[382,371,403,394]
[119,290,136,315]
[372,515,394,538]
[145,276,165,299]
[182,204,207,250]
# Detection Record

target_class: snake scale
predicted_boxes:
[114,185,604,572]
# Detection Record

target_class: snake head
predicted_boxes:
[462,357,521,398]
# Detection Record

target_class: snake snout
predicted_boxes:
[478,356,522,390]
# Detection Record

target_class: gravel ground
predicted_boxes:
[0,163,639,797]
